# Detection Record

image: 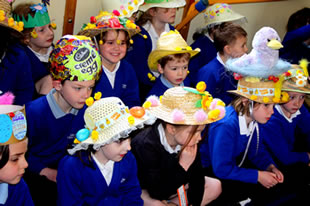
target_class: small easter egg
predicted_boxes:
[130,106,145,118]
[76,128,90,142]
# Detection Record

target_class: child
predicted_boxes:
[260,65,310,204]
[125,0,186,100]
[13,2,55,97]
[57,96,155,205]
[24,35,102,205]
[79,11,140,108]
[280,8,310,64]
[189,3,246,84]
[197,22,248,105]
[132,84,226,206]
[0,0,34,105]
[147,30,200,97]
[0,98,34,205]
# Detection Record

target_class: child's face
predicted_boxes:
[99,30,127,70]
[281,91,305,118]
[158,57,189,86]
[153,7,177,24]
[55,80,95,110]
[0,139,28,184]
[226,35,248,58]
[29,24,54,52]
[252,103,274,124]
[100,138,131,162]
[173,125,205,147]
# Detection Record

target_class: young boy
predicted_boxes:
[197,22,248,105]
[147,30,200,97]
[24,35,102,205]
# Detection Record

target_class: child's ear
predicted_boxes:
[223,45,231,56]
[166,124,176,135]
[52,80,62,91]
[157,64,164,74]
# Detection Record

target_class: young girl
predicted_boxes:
[57,96,155,205]
[13,2,55,97]
[0,0,34,105]
[132,84,226,206]
[0,97,34,206]
[79,11,140,108]
[260,65,310,204]
[125,0,186,100]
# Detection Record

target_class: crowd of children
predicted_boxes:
[1,0,310,205]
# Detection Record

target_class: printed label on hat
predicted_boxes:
[0,114,13,143]
[74,48,90,62]
[12,111,27,140]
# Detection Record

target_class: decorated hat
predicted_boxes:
[68,95,156,154]
[49,35,102,81]
[143,82,226,125]
[100,0,144,18]
[148,30,200,71]
[139,0,186,12]
[204,3,246,28]
[0,0,24,37]
[13,3,50,28]
[0,92,27,146]
[282,60,310,94]
[79,11,140,40]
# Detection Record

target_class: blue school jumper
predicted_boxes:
[25,89,82,174]
[0,179,34,206]
[57,151,143,206]
[197,57,236,105]
[147,75,190,98]
[260,105,310,166]
[200,106,274,183]
[0,44,34,105]
[188,35,217,85]
[93,60,140,108]
[280,24,310,64]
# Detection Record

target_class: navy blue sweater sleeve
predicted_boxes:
[3,179,34,206]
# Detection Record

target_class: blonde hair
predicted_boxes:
[231,96,260,116]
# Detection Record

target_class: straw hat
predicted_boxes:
[0,0,24,38]
[148,30,200,71]
[78,11,140,38]
[100,0,144,18]
[68,96,156,154]
[49,35,102,81]
[139,0,186,12]
[282,62,310,94]
[204,3,246,28]
[0,104,27,146]
[143,82,226,125]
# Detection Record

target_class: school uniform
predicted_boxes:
[280,24,310,64]
[188,34,217,85]
[57,151,143,206]
[131,121,205,206]
[197,54,237,105]
[0,179,34,206]
[0,44,34,105]
[93,60,140,108]
[25,89,84,205]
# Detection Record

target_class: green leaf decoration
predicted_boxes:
[195,100,202,108]
[183,87,201,95]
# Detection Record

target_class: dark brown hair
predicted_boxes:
[286,7,310,32]
[213,22,247,54]
[94,30,130,48]
[136,7,171,26]
[158,53,191,69]
[0,145,10,169]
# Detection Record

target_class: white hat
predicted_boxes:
[139,0,186,12]
[100,0,144,17]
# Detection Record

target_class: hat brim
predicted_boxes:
[228,90,288,104]
[78,27,140,38]
[205,15,247,27]
[148,49,200,71]
[139,0,186,12]
[282,81,310,94]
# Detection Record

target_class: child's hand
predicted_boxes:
[40,168,57,182]
[267,164,284,183]
[258,171,279,189]
[179,144,197,171]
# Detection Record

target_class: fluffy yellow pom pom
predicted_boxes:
[91,131,99,142]
[196,81,206,93]
[85,97,94,106]
[94,92,102,100]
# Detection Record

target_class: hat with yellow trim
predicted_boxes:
[139,0,186,12]
[100,0,144,18]
[68,94,156,154]
[49,35,102,81]
[148,30,200,71]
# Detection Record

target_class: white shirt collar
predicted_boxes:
[103,62,120,89]
[91,153,115,186]
[0,183,8,204]
[205,32,214,43]
[239,114,256,136]
[28,46,53,63]
[216,52,226,67]
[275,104,301,123]
[158,123,181,154]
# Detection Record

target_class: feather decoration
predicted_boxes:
[0,92,15,105]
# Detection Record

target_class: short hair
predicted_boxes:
[286,7,310,32]
[158,53,191,69]
[231,96,260,116]
[213,22,247,54]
